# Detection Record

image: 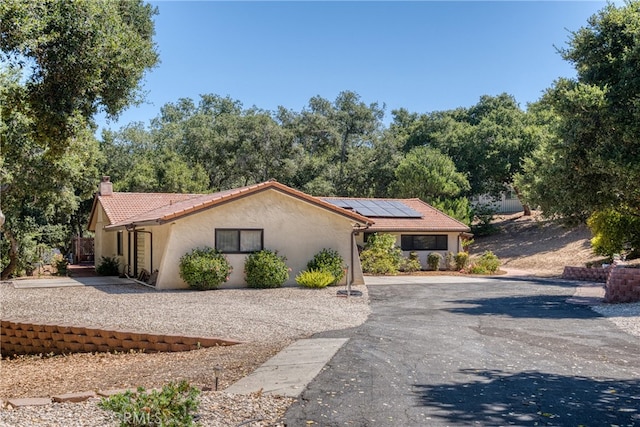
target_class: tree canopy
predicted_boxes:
[391,93,536,209]
[0,0,159,154]
[517,1,640,220]
[0,0,159,278]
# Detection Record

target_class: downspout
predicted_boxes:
[127,230,132,276]
[128,225,137,276]
[350,223,369,288]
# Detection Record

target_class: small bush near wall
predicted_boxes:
[468,251,501,274]
[360,233,402,275]
[427,252,443,270]
[455,252,470,271]
[445,251,455,271]
[245,249,290,288]
[179,247,232,290]
[96,256,120,276]
[400,251,422,272]
[307,248,344,285]
[296,269,335,288]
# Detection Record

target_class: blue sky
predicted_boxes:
[96,1,611,133]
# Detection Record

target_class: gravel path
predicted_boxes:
[0,282,370,343]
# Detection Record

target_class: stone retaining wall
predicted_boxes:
[562,266,640,303]
[0,319,241,357]
[561,266,610,283]
[605,267,640,303]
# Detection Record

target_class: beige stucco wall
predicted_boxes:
[355,231,462,270]
[97,224,172,279]
[93,202,161,277]
[93,205,118,269]
[153,189,364,289]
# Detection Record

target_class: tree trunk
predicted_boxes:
[512,185,532,216]
[1,230,19,280]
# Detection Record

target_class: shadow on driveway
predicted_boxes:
[414,369,640,426]
[445,294,603,319]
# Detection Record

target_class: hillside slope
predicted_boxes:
[471,212,601,277]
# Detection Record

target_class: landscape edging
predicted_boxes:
[0,319,241,357]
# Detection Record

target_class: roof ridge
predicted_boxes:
[101,181,372,229]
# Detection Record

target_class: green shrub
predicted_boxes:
[179,247,232,290]
[399,251,422,273]
[96,256,120,276]
[244,250,289,288]
[53,253,69,276]
[454,252,470,271]
[468,263,488,275]
[360,233,401,275]
[477,250,500,273]
[427,252,443,270]
[296,269,335,288]
[444,251,455,271]
[98,380,200,427]
[471,204,498,236]
[587,208,640,257]
[307,248,344,285]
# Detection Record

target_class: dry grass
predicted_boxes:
[472,211,602,277]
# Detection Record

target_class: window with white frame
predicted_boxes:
[215,229,263,253]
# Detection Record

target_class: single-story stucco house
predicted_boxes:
[88,177,470,289]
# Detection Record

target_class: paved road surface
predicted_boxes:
[283,277,640,426]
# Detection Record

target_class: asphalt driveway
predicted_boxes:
[283,277,640,426]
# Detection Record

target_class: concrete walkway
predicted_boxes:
[9,276,135,289]
[225,338,349,397]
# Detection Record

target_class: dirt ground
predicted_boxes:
[0,341,287,399]
[1,211,601,400]
[471,211,601,277]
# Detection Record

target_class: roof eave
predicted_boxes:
[367,227,471,233]
[104,219,163,231]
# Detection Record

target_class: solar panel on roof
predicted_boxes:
[324,198,352,209]
[321,198,422,218]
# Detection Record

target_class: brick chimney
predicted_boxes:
[99,176,113,196]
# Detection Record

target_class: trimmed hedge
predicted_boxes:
[244,250,290,288]
[179,247,232,290]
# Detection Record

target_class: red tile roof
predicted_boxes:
[320,197,470,232]
[89,181,468,234]
[90,181,372,230]
[98,192,202,225]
